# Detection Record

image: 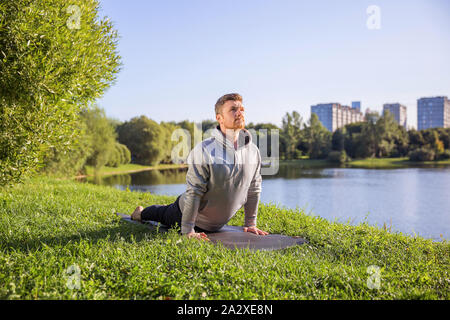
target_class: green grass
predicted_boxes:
[346,157,450,168]
[82,163,187,177]
[0,177,449,299]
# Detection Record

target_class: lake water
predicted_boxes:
[83,164,450,241]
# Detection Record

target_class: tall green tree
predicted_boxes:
[331,128,346,151]
[303,113,331,159]
[159,122,181,164]
[40,120,93,177]
[365,110,380,124]
[105,142,130,168]
[201,119,218,133]
[436,128,450,150]
[343,122,364,158]
[375,111,404,157]
[81,106,117,171]
[246,122,280,158]
[117,116,165,165]
[408,129,425,153]
[0,0,121,185]
[281,111,303,159]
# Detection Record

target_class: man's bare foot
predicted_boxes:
[131,206,143,222]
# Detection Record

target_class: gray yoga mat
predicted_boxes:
[116,212,306,251]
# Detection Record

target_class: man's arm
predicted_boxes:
[181,145,210,235]
[243,149,263,230]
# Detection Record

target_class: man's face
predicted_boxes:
[216,100,245,131]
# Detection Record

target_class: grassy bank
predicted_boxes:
[280,157,450,169]
[0,177,449,299]
[346,157,450,168]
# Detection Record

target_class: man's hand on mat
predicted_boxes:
[186,232,210,241]
[243,226,269,236]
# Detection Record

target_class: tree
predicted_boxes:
[159,122,180,164]
[104,142,130,167]
[328,150,350,164]
[281,111,303,159]
[105,143,122,168]
[303,113,331,159]
[421,129,445,154]
[246,122,281,158]
[436,128,450,150]
[375,111,404,157]
[167,120,203,148]
[0,0,121,185]
[201,119,218,133]
[365,110,380,124]
[409,148,435,161]
[117,143,131,165]
[430,130,445,155]
[81,105,117,171]
[343,122,364,158]
[408,129,425,153]
[40,120,93,176]
[392,126,410,157]
[117,116,165,165]
[331,128,346,151]
[343,112,405,159]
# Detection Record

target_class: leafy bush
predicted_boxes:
[0,0,121,185]
[40,121,93,177]
[409,148,436,161]
[117,116,167,165]
[118,143,131,165]
[105,144,121,168]
[81,106,117,171]
[327,150,350,164]
[436,150,450,161]
[106,143,131,167]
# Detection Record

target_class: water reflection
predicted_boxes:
[128,168,187,185]
[81,168,187,187]
[269,164,344,179]
[86,173,133,186]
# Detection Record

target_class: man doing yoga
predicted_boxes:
[131,93,268,241]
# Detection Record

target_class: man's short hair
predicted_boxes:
[215,93,243,115]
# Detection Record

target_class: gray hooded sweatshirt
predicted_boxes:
[178,126,262,234]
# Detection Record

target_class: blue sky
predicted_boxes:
[96,0,450,129]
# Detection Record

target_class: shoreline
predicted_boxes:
[73,163,188,179]
[72,157,450,180]
[279,157,450,168]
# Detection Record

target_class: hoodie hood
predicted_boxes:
[212,125,252,151]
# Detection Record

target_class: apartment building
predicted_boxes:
[311,103,365,132]
[417,96,450,130]
[383,103,407,128]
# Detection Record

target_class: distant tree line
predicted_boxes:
[41,105,131,176]
[41,107,450,177]
[41,110,220,176]
[278,110,450,163]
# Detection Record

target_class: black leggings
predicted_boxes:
[141,195,208,233]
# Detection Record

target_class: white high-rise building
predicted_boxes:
[383,103,407,128]
[311,103,365,132]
